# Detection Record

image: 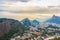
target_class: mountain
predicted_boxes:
[31,20,40,27]
[21,18,31,27]
[0,18,28,38]
[46,15,60,24]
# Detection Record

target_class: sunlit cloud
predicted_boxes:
[0,12,51,20]
[0,0,60,20]
[0,6,60,13]
[0,11,60,20]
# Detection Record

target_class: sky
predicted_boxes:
[0,0,60,20]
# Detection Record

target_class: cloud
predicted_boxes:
[0,0,60,6]
[0,0,60,20]
[0,0,30,2]
[0,5,60,14]
[19,0,30,2]
[0,6,50,13]
[0,12,52,20]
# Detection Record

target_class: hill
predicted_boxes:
[0,18,29,40]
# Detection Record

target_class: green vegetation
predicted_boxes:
[50,37,60,40]
[0,18,29,40]
[32,33,38,38]
[0,18,17,23]
[0,25,29,40]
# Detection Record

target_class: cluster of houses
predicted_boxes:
[10,23,60,40]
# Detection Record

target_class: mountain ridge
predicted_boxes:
[45,15,60,24]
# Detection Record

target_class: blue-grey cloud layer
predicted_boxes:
[0,0,60,14]
[20,0,30,2]
[0,0,30,2]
